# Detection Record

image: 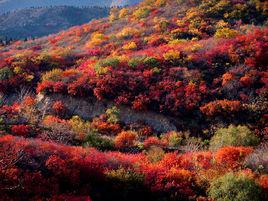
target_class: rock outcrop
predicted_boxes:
[37,93,177,133]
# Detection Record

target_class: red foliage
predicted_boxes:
[91,118,121,135]
[52,101,66,114]
[259,175,268,192]
[143,137,166,149]
[11,125,31,137]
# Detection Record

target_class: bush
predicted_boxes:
[133,7,150,19]
[95,57,120,69]
[106,106,120,124]
[0,67,13,81]
[11,124,31,137]
[128,56,146,68]
[208,172,264,201]
[83,130,114,151]
[163,50,181,64]
[114,131,137,149]
[122,42,137,50]
[215,28,240,38]
[200,100,241,116]
[143,56,160,67]
[41,68,63,82]
[210,125,259,150]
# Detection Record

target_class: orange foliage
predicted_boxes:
[200,100,242,116]
[215,146,253,168]
[114,131,137,148]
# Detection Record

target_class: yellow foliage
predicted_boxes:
[133,7,150,19]
[185,43,203,52]
[13,66,23,74]
[68,116,91,135]
[168,39,188,45]
[86,32,108,47]
[26,74,34,82]
[41,68,63,82]
[109,7,119,22]
[119,8,129,18]
[117,27,139,39]
[216,20,229,29]
[163,50,181,61]
[122,41,137,50]
[154,0,166,7]
[215,28,240,38]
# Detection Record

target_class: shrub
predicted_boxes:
[117,27,139,39]
[11,124,30,137]
[143,137,165,149]
[143,56,160,67]
[122,42,137,50]
[163,50,181,64]
[41,69,63,82]
[128,56,145,68]
[0,67,13,81]
[146,146,165,163]
[133,7,150,19]
[161,131,183,147]
[119,8,129,18]
[210,125,259,150]
[83,130,114,151]
[200,100,241,116]
[215,146,253,168]
[208,172,264,201]
[95,57,120,69]
[114,131,137,149]
[106,106,120,124]
[52,101,66,115]
[105,167,144,189]
[215,28,240,38]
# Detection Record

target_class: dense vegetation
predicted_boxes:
[0,0,267,200]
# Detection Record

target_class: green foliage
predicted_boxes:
[128,56,145,68]
[143,56,160,67]
[106,106,120,124]
[106,167,144,184]
[0,67,13,81]
[96,57,120,68]
[105,167,145,199]
[83,129,114,151]
[210,125,259,150]
[208,172,264,201]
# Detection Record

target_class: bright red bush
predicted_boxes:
[11,125,31,137]
[215,146,253,168]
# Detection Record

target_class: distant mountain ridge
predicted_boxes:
[0,6,110,39]
[0,0,142,14]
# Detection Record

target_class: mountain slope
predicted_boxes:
[0,0,268,200]
[0,0,142,14]
[0,6,110,39]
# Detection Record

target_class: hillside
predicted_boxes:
[0,0,268,201]
[0,6,110,39]
[0,0,142,14]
